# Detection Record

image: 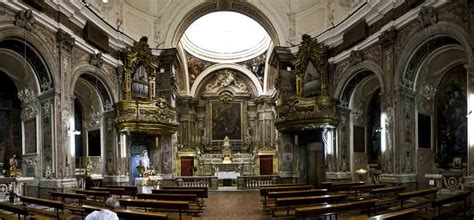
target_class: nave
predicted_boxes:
[0,182,469,219]
[0,0,473,219]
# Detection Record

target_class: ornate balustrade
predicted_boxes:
[237,175,279,189]
[176,176,218,190]
[425,171,465,191]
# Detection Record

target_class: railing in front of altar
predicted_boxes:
[176,176,218,190]
[199,163,255,176]
[237,175,279,189]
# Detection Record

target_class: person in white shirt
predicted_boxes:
[85,196,120,220]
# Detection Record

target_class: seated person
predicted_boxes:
[85,196,120,220]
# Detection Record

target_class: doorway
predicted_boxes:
[181,157,194,176]
[259,155,273,175]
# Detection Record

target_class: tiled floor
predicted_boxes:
[196,191,271,220]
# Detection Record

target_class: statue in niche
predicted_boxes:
[8,154,21,177]
[295,73,303,96]
[244,128,252,146]
[142,150,150,172]
[222,136,232,164]
[136,160,145,177]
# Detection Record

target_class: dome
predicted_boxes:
[181,11,271,63]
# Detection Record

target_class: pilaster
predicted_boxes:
[55,29,75,179]
[465,62,474,176]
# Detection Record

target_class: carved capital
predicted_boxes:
[90,52,104,68]
[379,28,397,48]
[417,6,437,28]
[15,9,35,31]
[56,29,75,54]
[349,50,363,65]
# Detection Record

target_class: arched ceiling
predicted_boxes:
[85,0,365,48]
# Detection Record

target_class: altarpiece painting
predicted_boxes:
[211,102,242,140]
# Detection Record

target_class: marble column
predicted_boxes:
[465,63,474,175]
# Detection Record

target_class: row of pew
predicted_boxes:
[0,185,210,220]
[259,182,471,219]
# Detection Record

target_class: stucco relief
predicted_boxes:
[205,69,248,93]
[14,9,34,31]
[18,88,37,121]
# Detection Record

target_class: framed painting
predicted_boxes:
[453,157,462,169]
[353,126,365,153]
[23,118,37,154]
[211,102,242,141]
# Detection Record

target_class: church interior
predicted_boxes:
[0,0,473,219]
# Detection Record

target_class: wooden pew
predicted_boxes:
[161,186,208,198]
[353,184,386,196]
[390,188,439,211]
[370,186,406,207]
[106,185,138,197]
[421,191,471,219]
[74,189,110,202]
[260,185,312,209]
[119,199,190,220]
[295,199,378,220]
[274,194,348,216]
[137,193,198,202]
[18,196,71,220]
[260,185,313,198]
[49,191,87,213]
[260,183,305,188]
[268,189,328,199]
[82,205,168,220]
[369,208,418,220]
[152,189,206,199]
[90,187,126,197]
[265,189,328,209]
[136,193,203,210]
[370,186,406,198]
[49,191,86,204]
[0,202,29,220]
[325,181,365,192]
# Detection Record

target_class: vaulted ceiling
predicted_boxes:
[85,0,365,48]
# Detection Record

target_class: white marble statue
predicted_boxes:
[142,150,150,171]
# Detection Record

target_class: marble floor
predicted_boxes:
[196,191,271,220]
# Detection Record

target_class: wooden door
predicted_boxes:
[259,155,273,175]
[181,157,194,176]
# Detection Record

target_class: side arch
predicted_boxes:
[70,64,117,110]
[334,60,385,103]
[0,27,58,93]
[395,22,474,88]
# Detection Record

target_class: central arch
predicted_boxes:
[190,63,263,97]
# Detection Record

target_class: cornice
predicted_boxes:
[327,0,449,64]
[4,0,122,67]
